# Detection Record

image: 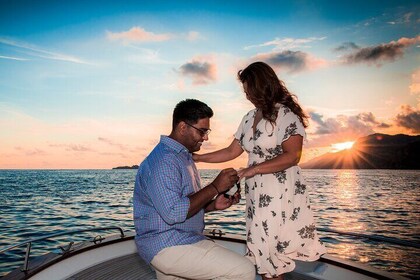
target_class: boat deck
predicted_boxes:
[63,253,317,280]
[1,228,410,280]
[66,253,156,280]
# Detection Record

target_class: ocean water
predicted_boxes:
[0,169,419,279]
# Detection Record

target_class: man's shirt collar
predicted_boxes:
[160,135,190,155]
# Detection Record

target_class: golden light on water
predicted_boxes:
[333,170,366,232]
[331,141,355,153]
[325,170,368,262]
[359,256,369,263]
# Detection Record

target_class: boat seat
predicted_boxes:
[66,253,157,280]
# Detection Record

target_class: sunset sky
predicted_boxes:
[0,0,419,169]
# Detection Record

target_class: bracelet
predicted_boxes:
[209,183,219,195]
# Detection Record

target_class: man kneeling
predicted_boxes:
[133,99,255,279]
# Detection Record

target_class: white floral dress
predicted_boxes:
[234,104,326,277]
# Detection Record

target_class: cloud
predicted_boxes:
[66,145,93,152]
[186,31,203,41]
[357,112,382,124]
[357,8,417,28]
[0,37,90,64]
[123,45,172,65]
[394,105,420,133]
[49,143,94,152]
[107,27,173,43]
[15,147,48,156]
[307,110,402,148]
[107,27,204,44]
[244,37,326,51]
[306,111,394,147]
[98,137,129,150]
[253,50,327,73]
[402,12,414,23]
[178,59,217,85]
[0,55,29,61]
[388,12,415,25]
[356,112,391,129]
[340,36,420,66]
[308,111,391,136]
[309,112,346,135]
[377,122,392,128]
[334,42,360,52]
[409,69,420,95]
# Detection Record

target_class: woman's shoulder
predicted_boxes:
[247,107,257,114]
[242,108,257,119]
[275,103,294,116]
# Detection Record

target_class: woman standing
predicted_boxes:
[194,62,326,279]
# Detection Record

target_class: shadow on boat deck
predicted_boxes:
[66,253,156,280]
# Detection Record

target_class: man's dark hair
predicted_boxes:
[172,99,213,130]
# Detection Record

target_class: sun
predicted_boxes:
[331,141,355,153]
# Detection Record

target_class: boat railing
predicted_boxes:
[205,221,420,249]
[0,226,125,273]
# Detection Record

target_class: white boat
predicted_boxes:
[0,226,412,280]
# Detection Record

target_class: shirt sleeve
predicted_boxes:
[234,110,253,148]
[146,156,190,225]
[277,107,306,144]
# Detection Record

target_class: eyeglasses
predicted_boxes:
[185,122,211,136]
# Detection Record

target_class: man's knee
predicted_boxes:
[231,257,255,280]
[243,260,256,280]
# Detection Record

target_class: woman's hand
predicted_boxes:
[192,153,200,162]
[238,166,259,179]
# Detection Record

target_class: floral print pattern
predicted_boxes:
[294,180,307,195]
[254,128,263,140]
[234,104,326,277]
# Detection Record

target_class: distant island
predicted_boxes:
[112,165,139,169]
[113,133,420,170]
[300,133,420,169]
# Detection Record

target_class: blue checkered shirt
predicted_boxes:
[133,135,206,263]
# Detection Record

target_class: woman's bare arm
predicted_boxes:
[194,138,244,163]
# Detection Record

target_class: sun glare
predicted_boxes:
[331,141,355,152]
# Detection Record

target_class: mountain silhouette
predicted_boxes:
[300,133,420,169]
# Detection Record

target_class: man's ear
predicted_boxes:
[178,121,188,135]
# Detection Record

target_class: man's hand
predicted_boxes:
[212,168,239,193]
[231,187,241,204]
[213,195,233,210]
[190,168,240,216]
[214,186,241,210]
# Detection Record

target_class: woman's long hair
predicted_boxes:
[238,61,309,128]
